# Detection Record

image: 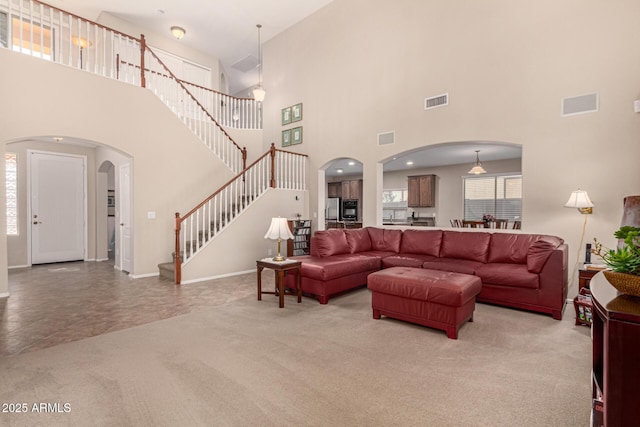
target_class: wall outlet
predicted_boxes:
[268,249,272,256]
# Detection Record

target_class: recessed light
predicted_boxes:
[406,161,414,165]
[348,161,355,166]
[336,168,344,173]
[53,137,63,142]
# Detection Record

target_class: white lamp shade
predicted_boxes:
[564,190,594,208]
[264,217,294,241]
[171,26,186,39]
[468,165,487,174]
[253,86,266,102]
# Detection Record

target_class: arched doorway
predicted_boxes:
[318,157,364,230]
[98,161,115,263]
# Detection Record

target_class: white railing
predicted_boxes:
[174,145,308,283]
[0,0,261,172]
[182,82,262,130]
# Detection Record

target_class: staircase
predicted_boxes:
[2,0,309,283]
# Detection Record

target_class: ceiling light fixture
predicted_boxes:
[52,137,64,142]
[348,161,355,166]
[170,26,186,40]
[406,161,414,166]
[252,24,266,103]
[336,168,344,173]
[468,150,487,174]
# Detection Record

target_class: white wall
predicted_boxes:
[262,0,640,293]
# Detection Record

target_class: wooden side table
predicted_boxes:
[578,266,599,292]
[256,258,302,308]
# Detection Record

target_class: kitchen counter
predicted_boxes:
[382,219,435,227]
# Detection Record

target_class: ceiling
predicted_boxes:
[326,142,522,177]
[52,0,334,95]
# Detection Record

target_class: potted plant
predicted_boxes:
[592,226,640,296]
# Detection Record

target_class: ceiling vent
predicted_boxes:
[377,131,395,146]
[562,93,599,117]
[231,55,259,73]
[424,93,448,110]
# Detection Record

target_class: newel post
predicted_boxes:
[174,212,182,285]
[140,34,146,88]
[242,147,248,172]
[269,143,276,188]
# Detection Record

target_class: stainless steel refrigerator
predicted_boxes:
[326,198,340,220]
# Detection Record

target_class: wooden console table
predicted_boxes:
[256,258,302,308]
[590,272,640,426]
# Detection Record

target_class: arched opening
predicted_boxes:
[381,141,522,229]
[318,157,364,230]
[98,161,115,263]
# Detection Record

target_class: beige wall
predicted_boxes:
[262,0,640,292]
[0,49,237,287]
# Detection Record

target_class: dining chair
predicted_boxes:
[462,220,485,228]
[512,220,521,230]
[450,219,462,227]
[491,219,509,229]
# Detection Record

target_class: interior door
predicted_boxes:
[30,151,85,264]
[119,163,132,273]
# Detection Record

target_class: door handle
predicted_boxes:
[33,221,41,224]
[120,223,124,226]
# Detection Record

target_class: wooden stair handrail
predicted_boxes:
[173,144,308,284]
[143,45,246,160]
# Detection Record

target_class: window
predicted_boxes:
[0,12,54,59]
[463,174,522,222]
[6,153,18,235]
[382,188,408,221]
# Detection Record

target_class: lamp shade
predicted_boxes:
[170,26,186,39]
[564,190,594,209]
[253,86,266,102]
[264,217,294,241]
[467,150,487,174]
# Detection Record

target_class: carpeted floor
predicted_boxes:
[0,285,591,426]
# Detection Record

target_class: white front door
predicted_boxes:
[30,151,86,264]
[119,163,132,273]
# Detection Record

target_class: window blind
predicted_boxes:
[464,174,522,221]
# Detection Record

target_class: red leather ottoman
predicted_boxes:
[367,267,482,339]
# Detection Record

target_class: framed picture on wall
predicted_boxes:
[281,107,292,125]
[291,103,303,122]
[282,129,292,147]
[107,190,115,216]
[292,126,303,145]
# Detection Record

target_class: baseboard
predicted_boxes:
[180,269,254,285]
[129,272,160,279]
[95,258,109,262]
[8,264,29,269]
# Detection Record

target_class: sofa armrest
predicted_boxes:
[537,243,569,317]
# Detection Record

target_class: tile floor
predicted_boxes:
[0,261,261,357]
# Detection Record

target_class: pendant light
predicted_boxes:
[252,24,266,102]
[468,150,487,174]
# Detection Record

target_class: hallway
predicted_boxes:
[0,262,256,357]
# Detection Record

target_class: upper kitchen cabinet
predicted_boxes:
[408,175,436,207]
[328,182,342,198]
[341,180,362,200]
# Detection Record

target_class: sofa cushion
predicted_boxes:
[399,229,442,256]
[488,233,541,264]
[344,228,372,253]
[422,258,483,275]
[313,229,350,257]
[440,231,491,263]
[382,254,437,269]
[300,254,381,281]
[475,263,540,289]
[367,227,402,253]
[527,236,563,273]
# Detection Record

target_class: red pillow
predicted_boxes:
[527,237,563,273]
[313,230,351,257]
[366,227,402,253]
[400,229,442,256]
[344,228,372,253]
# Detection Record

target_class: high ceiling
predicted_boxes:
[52,0,334,95]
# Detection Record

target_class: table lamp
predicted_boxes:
[264,217,294,261]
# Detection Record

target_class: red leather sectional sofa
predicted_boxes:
[286,227,568,319]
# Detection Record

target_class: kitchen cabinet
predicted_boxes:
[341,180,362,200]
[408,175,435,207]
[327,182,342,198]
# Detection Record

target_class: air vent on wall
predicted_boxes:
[562,93,599,117]
[424,93,448,110]
[377,131,395,146]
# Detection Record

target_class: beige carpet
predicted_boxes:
[0,287,591,426]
